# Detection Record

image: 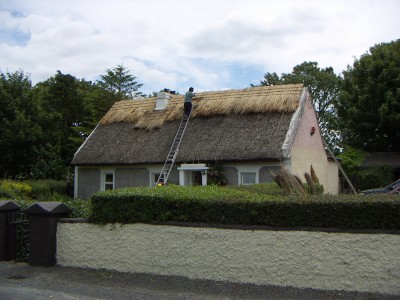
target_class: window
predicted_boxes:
[153,173,161,185]
[104,173,114,190]
[241,172,256,185]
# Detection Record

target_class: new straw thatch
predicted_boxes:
[100,84,303,130]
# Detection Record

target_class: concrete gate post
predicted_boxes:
[25,202,71,267]
[0,200,21,261]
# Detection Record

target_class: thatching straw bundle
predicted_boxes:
[272,168,307,196]
[100,84,303,130]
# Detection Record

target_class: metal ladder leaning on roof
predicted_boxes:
[155,109,193,186]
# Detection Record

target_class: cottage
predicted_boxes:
[71,84,339,198]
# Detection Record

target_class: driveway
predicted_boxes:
[0,261,397,299]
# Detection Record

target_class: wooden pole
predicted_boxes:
[322,139,358,194]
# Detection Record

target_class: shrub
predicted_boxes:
[89,185,400,229]
[355,166,394,191]
[231,182,288,196]
[24,179,67,199]
[0,180,32,199]
[15,196,90,219]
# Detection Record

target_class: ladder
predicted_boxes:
[156,111,192,185]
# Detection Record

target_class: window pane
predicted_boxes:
[154,173,160,184]
[105,183,113,190]
[241,172,256,185]
[105,174,113,183]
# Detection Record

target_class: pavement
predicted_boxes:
[0,261,398,300]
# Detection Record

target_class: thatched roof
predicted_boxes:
[72,84,305,166]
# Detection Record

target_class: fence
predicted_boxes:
[0,200,71,266]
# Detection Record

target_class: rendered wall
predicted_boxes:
[57,222,400,295]
[76,168,100,199]
[290,97,339,194]
[326,160,340,194]
[115,168,149,188]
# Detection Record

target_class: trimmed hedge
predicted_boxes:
[90,185,400,229]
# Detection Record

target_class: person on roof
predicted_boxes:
[184,87,195,116]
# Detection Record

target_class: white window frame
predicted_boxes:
[148,166,163,187]
[231,164,262,186]
[152,172,161,186]
[101,169,115,191]
[240,172,257,185]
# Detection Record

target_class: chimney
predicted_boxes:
[154,90,171,110]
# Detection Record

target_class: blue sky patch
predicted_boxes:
[0,27,31,46]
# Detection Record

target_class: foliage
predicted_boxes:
[0,64,143,180]
[231,182,288,196]
[0,179,32,199]
[40,71,87,169]
[0,70,44,178]
[256,62,343,150]
[97,64,144,100]
[14,196,91,219]
[355,166,394,191]
[337,146,394,191]
[337,146,366,174]
[89,185,399,229]
[207,164,228,186]
[23,179,67,199]
[338,39,400,151]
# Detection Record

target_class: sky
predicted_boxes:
[0,0,399,96]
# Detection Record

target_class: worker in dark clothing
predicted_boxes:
[184,87,195,116]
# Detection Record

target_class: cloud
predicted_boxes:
[0,0,399,95]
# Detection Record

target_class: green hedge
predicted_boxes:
[90,185,400,229]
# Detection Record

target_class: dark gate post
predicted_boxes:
[25,202,71,267]
[0,200,21,261]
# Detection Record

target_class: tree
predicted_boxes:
[77,79,116,137]
[97,64,144,100]
[256,62,343,149]
[337,40,400,151]
[0,70,43,178]
[39,71,87,170]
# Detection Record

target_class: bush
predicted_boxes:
[24,179,67,199]
[15,196,90,219]
[231,182,288,196]
[0,186,15,199]
[354,166,394,191]
[90,185,400,229]
[0,180,32,199]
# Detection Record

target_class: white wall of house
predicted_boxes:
[57,222,400,295]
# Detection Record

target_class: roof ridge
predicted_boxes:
[100,84,304,129]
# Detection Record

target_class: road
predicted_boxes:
[0,261,397,300]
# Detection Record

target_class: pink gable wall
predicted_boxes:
[289,96,339,194]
